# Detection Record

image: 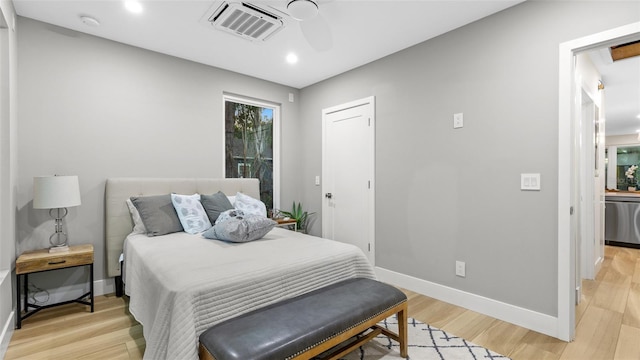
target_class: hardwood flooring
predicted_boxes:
[5,245,640,360]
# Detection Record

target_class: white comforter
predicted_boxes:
[124,227,376,360]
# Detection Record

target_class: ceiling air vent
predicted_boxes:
[207,2,284,42]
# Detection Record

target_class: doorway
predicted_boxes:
[559,22,640,342]
[321,96,375,264]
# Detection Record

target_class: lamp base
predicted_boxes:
[49,245,70,253]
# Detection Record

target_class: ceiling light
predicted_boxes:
[124,0,143,14]
[637,114,640,119]
[80,16,100,27]
[287,0,318,21]
[286,53,298,64]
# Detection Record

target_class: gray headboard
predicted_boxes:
[105,178,260,278]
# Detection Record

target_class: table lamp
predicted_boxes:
[33,175,81,253]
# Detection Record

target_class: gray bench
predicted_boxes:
[198,278,408,360]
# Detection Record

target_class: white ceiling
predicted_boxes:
[12,0,523,89]
[589,47,640,136]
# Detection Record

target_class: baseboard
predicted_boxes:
[94,278,115,297]
[375,266,560,339]
[0,310,14,359]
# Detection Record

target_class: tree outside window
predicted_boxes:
[224,99,276,210]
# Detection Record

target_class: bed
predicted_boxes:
[105,178,376,360]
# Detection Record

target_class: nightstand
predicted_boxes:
[15,244,94,329]
[274,218,297,232]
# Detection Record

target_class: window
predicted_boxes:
[224,95,279,211]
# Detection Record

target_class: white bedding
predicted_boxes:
[124,227,376,360]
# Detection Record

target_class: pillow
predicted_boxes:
[171,193,212,234]
[126,198,146,234]
[234,192,267,217]
[131,194,183,236]
[227,195,236,206]
[200,191,234,224]
[203,214,276,243]
[215,209,246,225]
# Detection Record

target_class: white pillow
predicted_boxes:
[126,198,146,234]
[227,195,236,207]
[171,193,212,234]
[234,192,267,217]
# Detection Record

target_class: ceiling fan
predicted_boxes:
[286,0,334,52]
[204,0,335,52]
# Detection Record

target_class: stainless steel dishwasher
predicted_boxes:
[605,195,640,246]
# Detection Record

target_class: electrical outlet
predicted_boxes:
[453,113,463,129]
[455,261,466,277]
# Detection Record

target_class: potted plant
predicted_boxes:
[277,202,315,233]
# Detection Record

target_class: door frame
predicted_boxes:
[321,96,376,265]
[558,21,640,342]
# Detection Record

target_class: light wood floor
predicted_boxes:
[5,245,640,360]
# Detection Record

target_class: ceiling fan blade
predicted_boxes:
[300,14,333,52]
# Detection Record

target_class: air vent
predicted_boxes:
[207,2,284,42]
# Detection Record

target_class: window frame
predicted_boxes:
[222,94,280,211]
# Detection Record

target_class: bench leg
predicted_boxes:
[397,304,408,358]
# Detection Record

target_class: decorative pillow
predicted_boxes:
[215,209,247,225]
[203,214,276,243]
[200,191,234,224]
[131,194,183,236]
[234,192,267,217]
[171,193,212,234]
[126,198,146,234]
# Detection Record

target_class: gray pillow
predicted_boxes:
[202,214,276,243]
[200,191,234,223]
[130,194,183,236]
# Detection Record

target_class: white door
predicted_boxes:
[322,97,375,264]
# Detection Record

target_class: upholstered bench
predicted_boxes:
[198,278,408,360]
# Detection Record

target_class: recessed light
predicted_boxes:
[286,53,298,64]
[637,114,640,119]
[80,15,100,27]
[124,0,143,14]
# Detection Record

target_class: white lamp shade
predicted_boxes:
[287,0,318,21]
[33,176,82,209]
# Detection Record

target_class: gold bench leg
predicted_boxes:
[397,304,408,358]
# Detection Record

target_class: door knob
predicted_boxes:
[325,193,333,199]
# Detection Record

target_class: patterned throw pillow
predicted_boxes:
[171,193,212,234]
[233,192,267,217]
[215,209,246,225]
[203,214,276,243]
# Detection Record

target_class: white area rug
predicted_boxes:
[340,317,511,360]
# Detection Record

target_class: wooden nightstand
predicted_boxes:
[274,218,297,232]
[15,244,94,329]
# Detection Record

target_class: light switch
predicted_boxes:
[453,113,463,129]
[288,93,294,102]
[521,173,541,191]
[315,176,320,186]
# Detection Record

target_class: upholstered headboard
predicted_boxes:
[105,178,260,278]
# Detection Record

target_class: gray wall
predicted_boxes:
[298,1,640,316]
[16,17,300,296]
